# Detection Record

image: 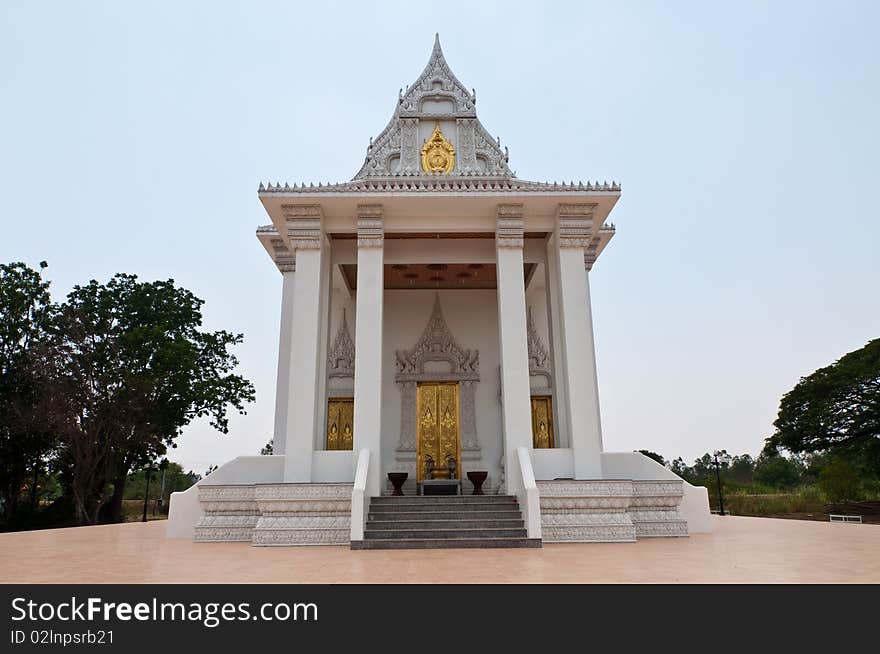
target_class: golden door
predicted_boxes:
[530,396,555,449]
[326,399,354,450]
[416,383,460,482]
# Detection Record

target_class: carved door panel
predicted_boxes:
[326,399,354,451]
[530,396,555,449]
[416,383,460,482]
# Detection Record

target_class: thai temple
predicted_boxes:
[167,35,711,548]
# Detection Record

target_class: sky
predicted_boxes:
[1,1,878,474]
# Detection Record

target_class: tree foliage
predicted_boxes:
[40,274,255,524]
[819,458,861,504]
[765,339,880,473]
[0,263,255,528]
[0,262,57,525]
[753,455,801,489]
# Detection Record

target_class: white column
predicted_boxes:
[495,205,534,494]
[272,268,296,456]
[283,206,326,482]
[353,205,384,497]
[553,204,603,479]
[544,236,570,448]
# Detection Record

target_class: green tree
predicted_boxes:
[819,458,861,504]
[0,262,57,526]
[753,455,801,489]
[764,339,880,475]
[41,274,255,525]
[261,438,274,455]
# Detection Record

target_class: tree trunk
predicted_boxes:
[105,473,127,523]
[29,461,40,512]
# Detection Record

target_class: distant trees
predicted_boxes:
[753,455,801,489]
[0,262,255,529]
[819,459,861,504]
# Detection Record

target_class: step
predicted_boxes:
[369,509,524,520]
[370,502,517,513]
[371,495,516,504]
[352,537,543,550]
[365,527,527,540]
[365,518,524,530]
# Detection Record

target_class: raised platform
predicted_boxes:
[537,479,687,542]
[193,478,688,545]
[194,482,353,546]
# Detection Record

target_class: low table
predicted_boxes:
[420,479,460,496]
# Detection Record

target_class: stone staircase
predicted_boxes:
[351,495,542,550]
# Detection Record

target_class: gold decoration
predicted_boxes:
[420,122,455,174]
[416,382,460,481]
[530,396,555,449]
[326,399,354,450]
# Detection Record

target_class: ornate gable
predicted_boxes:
[327,311,355,379]
[395,294,480,381]
[354,34,512,179]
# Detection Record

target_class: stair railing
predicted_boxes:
[350,448,371,542]
[516,446,542,539]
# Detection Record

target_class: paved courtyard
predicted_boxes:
[1,516,877,583]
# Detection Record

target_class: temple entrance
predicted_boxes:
[326,398,354,450]
[416,382,460,482]
[530,396,555,448]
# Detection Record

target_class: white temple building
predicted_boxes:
[167,36,711,548]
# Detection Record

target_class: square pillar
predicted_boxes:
[552,204,604,479]
[495,204,533,494]
[283,205,327,482]
[544,237,570,448]
[271,252,296,456]
[353,205,384,497]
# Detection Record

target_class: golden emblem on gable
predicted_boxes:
[420,122,455,174]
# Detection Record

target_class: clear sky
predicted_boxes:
[2,1,878,474]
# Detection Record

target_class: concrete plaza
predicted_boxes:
[1,516,877,583]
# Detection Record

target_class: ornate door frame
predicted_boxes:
[393,294,483,486]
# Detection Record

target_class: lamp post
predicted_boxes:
[713,454,726,516]
[141,465,153,523]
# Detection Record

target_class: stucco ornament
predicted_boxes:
[353,34,511,179]
[421,123,455,174]
[327,310,355,379]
